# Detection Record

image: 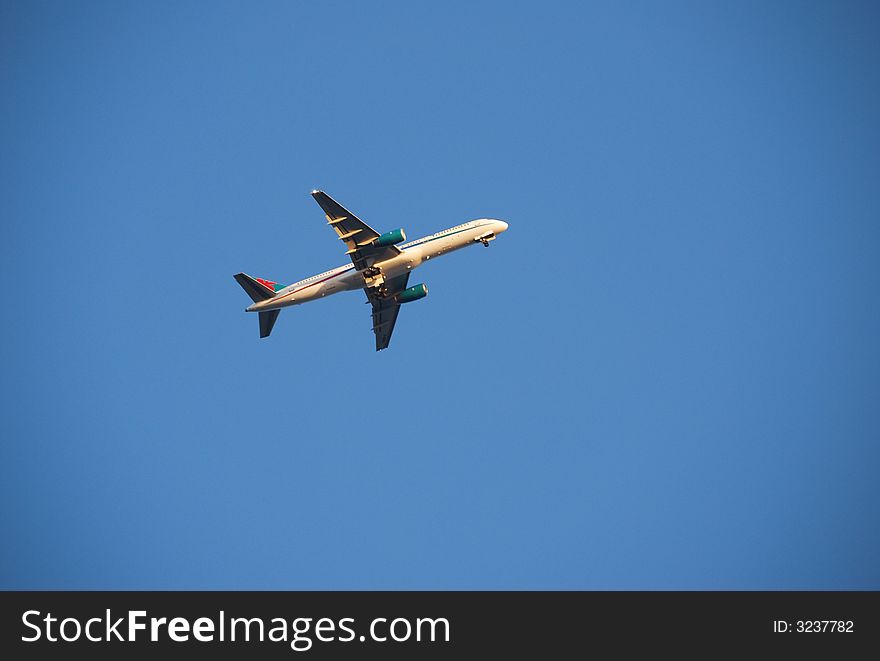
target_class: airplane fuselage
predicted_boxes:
[247,218,508,312]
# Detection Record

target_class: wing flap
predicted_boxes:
[366,272,411,351]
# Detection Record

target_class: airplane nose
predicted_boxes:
[496,220,509,233]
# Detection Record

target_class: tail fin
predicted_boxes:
[234,273,285,338]
[259,310,280,338]
[234,273,284,303]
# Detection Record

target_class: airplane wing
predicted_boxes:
[311,190,401,271]
[366,272,410,351]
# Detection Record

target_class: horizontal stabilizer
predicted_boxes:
[234,273,277,303]
[259,309,280,338]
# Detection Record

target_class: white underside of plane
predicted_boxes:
[234,190,508,350]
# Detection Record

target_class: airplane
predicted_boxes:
[234,190,509,350]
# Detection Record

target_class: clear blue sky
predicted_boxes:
[2,0,878,589]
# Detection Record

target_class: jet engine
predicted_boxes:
[395,283,428,303]
[375,228,407,247]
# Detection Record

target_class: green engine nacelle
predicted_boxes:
[395,283,428,304]
[375,228,407,247]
